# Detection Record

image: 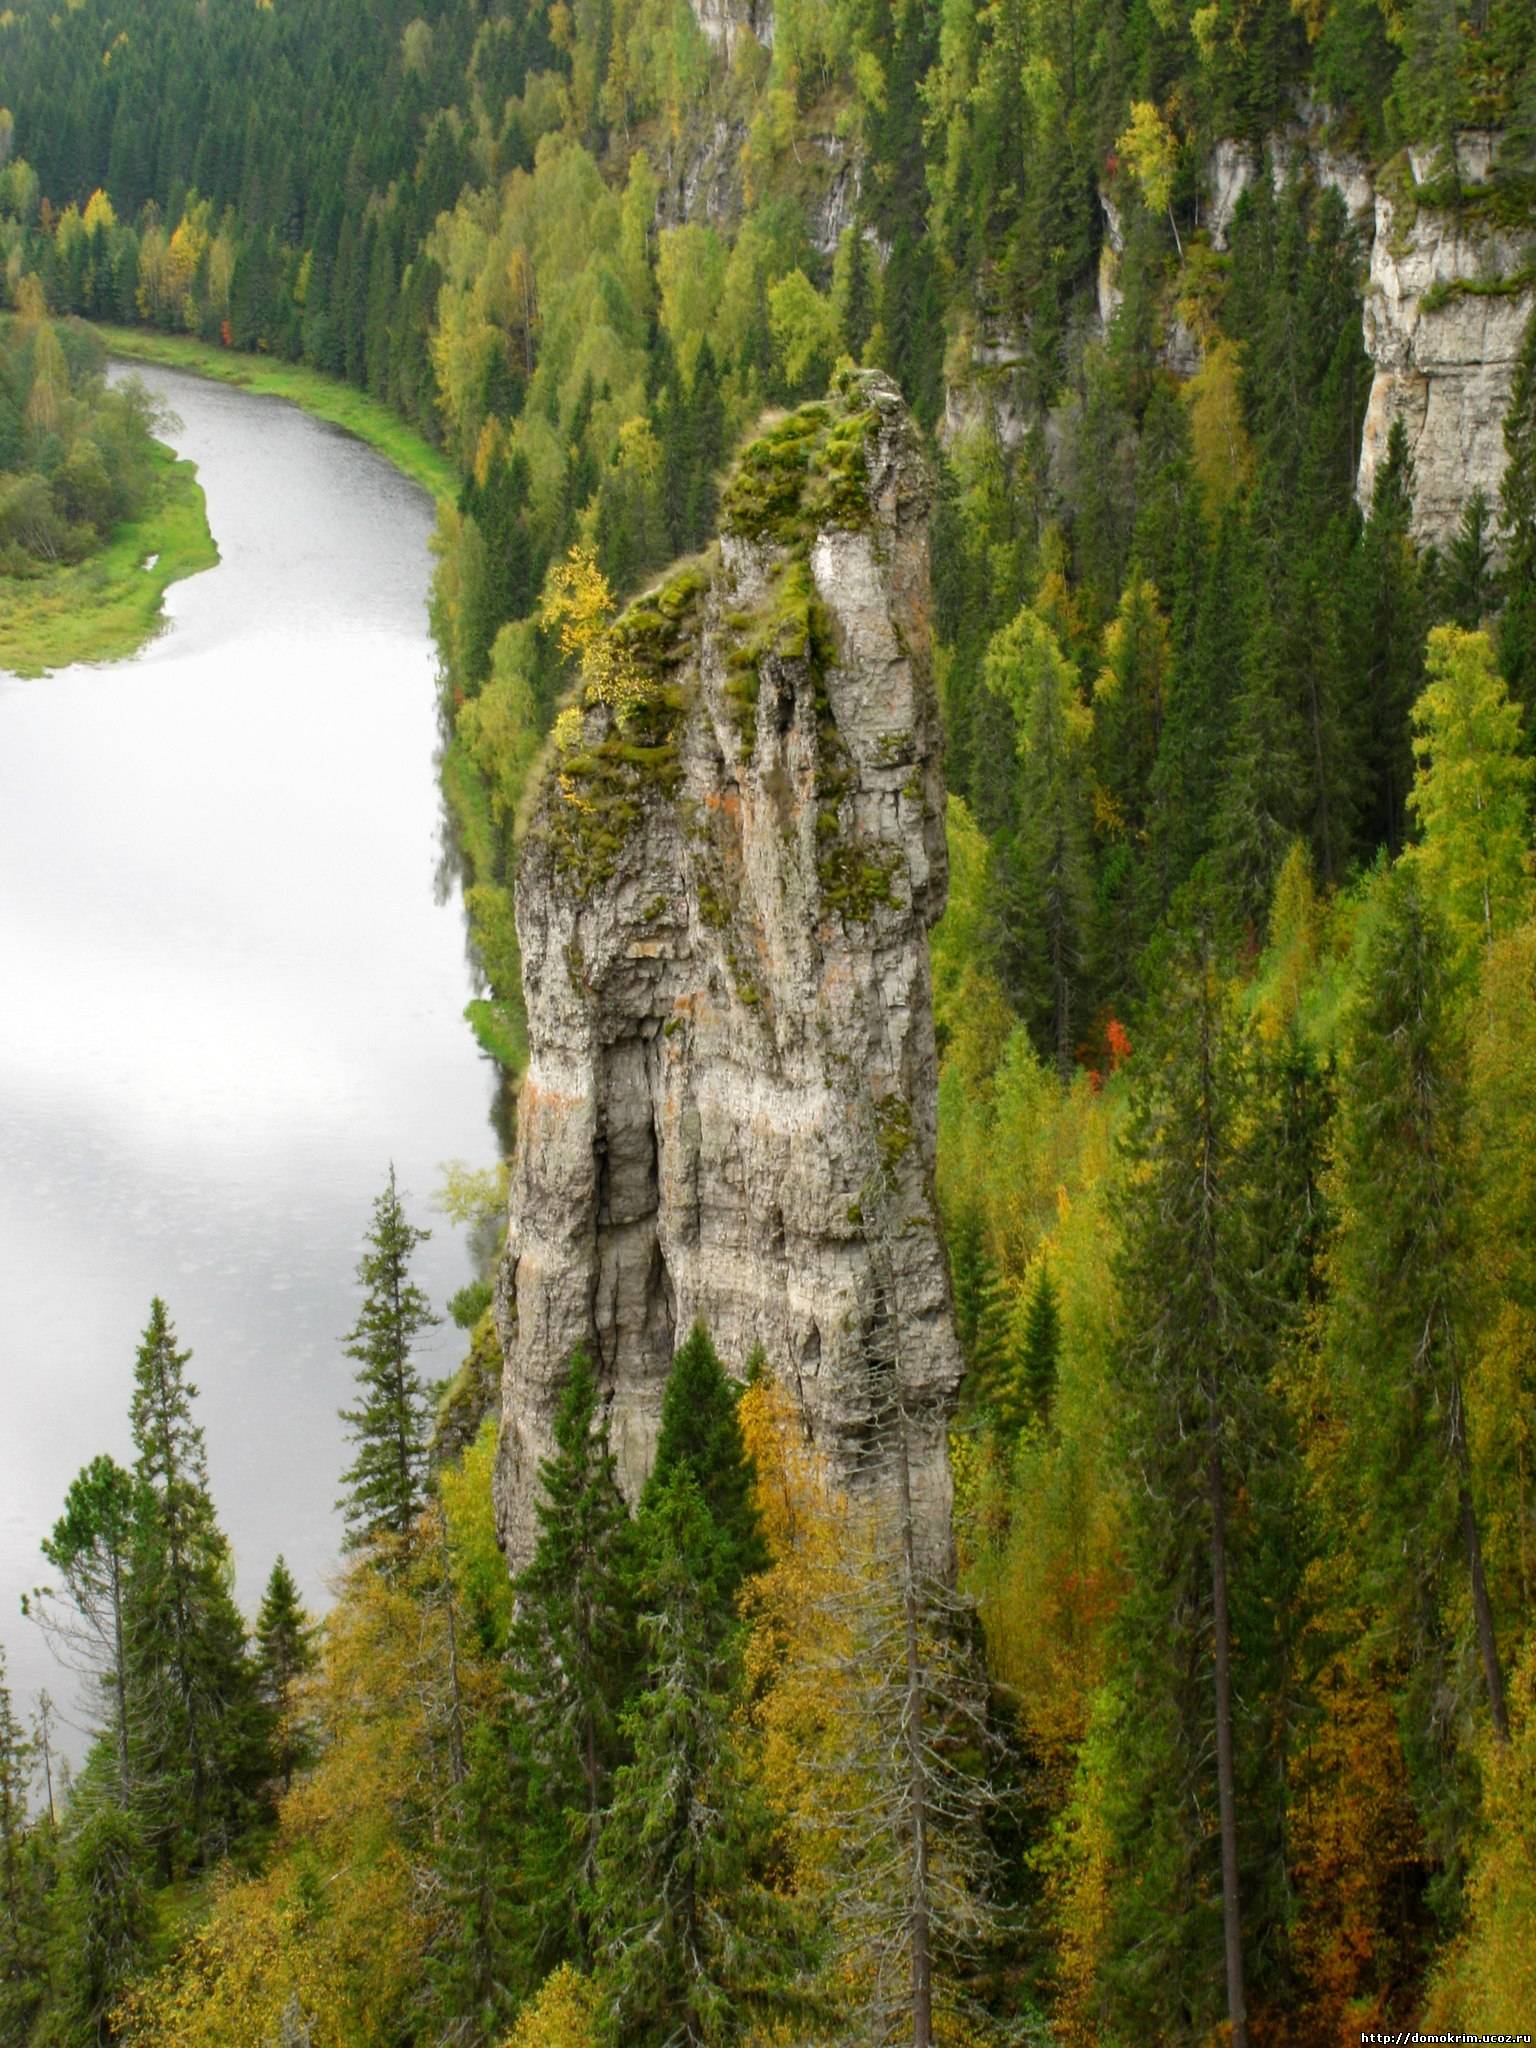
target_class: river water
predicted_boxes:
[0,364,500,1750]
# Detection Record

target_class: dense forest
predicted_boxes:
[3,0,1536,2040]
[0,287,165,573]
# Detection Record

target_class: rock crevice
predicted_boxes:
[495,371,962,1571]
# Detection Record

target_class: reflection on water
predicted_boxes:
[0,364,499,1748]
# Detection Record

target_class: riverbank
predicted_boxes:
[0,440,218,679]
[94,325,456,506]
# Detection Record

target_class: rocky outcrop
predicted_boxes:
[688,0,773,56]
[495,371,962,1573]
[1357,144,1534,546]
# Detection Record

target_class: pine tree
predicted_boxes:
[27,1454,137,1801]
[255,1558,317,1791]
[125,1297,268,1871]
[337,1167,441,1551]
[642,1324,765,1602]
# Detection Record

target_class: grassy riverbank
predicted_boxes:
[0,440,218,679]
[94,326,456,506]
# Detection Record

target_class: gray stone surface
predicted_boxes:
[495,373,962,1574]
[1357,154,1534,548]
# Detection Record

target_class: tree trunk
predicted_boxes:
[1207,1431,1249,2048]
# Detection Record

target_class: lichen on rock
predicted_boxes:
[495,368,961,1574]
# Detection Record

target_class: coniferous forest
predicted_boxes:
[3,0,1536,2040]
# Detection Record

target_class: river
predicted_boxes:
[0,363,500,1752]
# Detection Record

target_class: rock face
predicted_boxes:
[1357,145,1534,546]
[495,371,962,1573]
[687,0,773,57]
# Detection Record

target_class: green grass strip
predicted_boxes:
[0,440,219,679]
[93,325,456,506]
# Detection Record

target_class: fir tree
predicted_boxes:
[1350,419,1428,851]
[495,1350,636,1983]
[1100,904,1302,2047]
[125,1298,268,1871]
[1440,489,1500,629]
[337,1166,441,1551]
[593,1472,787,2048]
[1323,864,1510,1908]
[255,1557,317,1791]
[48,1802,153,2047]
[642,1325,765,1603]
[1018,1264,1061,1430]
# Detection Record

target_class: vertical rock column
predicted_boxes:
[494,370,963,1573]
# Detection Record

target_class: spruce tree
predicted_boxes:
[496,1350,636,1982]
[337,1167,440,1551]
[125,1298,268,1870]
[642,1324,765,1602]
[48,1803,154,2047]
[1349,419,1428,850]
[1440,489,1500,629]
[0,1648,33,2018]
[1323,864,1510,1904]
[1100,904,1302,2047]
[593,1472,786,2048]
[1018,1264,1061,1431]
[255,1557,317,1791]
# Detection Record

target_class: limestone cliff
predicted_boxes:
[495,371,962,1571]
[1357,143,1534,547]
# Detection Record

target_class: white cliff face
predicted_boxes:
[688,0,773,57]
[496,372,961,1573]
[1357,152,1534,545]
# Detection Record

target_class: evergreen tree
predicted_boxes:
[255,1557,318,1791]
[0,1648,34,2026]
[1018,1264,1061,1430]
[1440,489,1500,629]
[1350,420,1428,850]
[28,1454,137,1802]
[984,605,1095,1074]
[642,1324,765,1602]
[494,1350,636,1983]
[337,1166,440,1551]
[1100,903,1301,2047]
[593,1472,786,2048]
[1323,864,1510,1910]
[48,1802,153,2047]
[125,1298,268,1871]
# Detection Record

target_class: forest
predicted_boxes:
[0,285,163,573]
[2,0,1536,2040]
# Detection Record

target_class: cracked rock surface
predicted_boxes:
[495,371,962,1573]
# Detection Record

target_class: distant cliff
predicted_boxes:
[495,370,962,1571]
